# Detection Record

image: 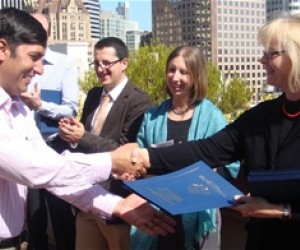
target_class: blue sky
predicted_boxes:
[100,0,152,31]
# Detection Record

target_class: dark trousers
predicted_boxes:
[157,215,186,250]
[245,218,300,250]
[27,189,48,250]
[26,136,76,250]
[27,189,76,250]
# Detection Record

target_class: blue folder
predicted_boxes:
[248,168,300,203]
[124,161,243,215]
[37,90,62,134]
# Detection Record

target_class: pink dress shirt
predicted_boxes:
[0,88,122,239]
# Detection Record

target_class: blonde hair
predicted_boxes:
[165,46,208,104]
[258,15,300,93]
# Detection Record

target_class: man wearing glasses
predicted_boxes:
[59,37,152,250]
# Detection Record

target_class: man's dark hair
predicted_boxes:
[0,8,47,56]
[94,37,129,59]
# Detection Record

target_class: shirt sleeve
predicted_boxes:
[48,180,123,218]
[37,59,79,119]
[0,119,120,217]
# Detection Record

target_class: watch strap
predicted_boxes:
[282,204,291,220]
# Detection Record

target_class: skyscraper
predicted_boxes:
[83,0,101,40]
[116,1,129,20]
[267,0,300,20]
[0,0,24,9]
[152,0,266,104]
[99,10,139,50]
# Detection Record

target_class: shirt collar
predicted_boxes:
[42,47,57,65]
[104,77,128,102]
[0,87,26,115]
[0,87,11,108]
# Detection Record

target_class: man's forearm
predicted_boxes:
[38,101,78,119]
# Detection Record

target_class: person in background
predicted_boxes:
[0,7,175,250]
[59,37,151,250]
[20,13,79,250]
[122,14,300,250]
[130,46,239,250]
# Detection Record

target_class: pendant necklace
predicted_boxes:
[170,105,190,116]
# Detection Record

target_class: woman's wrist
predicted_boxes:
[265,203,290,219]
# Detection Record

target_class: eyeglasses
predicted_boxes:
[262,50,285,60]
[90,58,123,70]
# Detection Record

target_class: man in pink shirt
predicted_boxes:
[0,8,175,250]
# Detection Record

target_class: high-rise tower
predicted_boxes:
[116,1,129,20]
[83,0,100,40]
[0,0,24,9]
[152,0,266,104]
[267,0,300,20]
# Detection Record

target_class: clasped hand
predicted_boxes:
[110,143,150,180]
[59,117,85,143]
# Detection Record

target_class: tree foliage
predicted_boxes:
[206,64,252,119]
[218,75,252,119]
[207,61,222,104]
[79,43,252,119]
[126,43,174,105]
[79,67,98,94]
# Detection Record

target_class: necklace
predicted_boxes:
[170,105,190,116]
[282,99,300,118]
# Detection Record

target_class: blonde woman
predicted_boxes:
[137,15,300,250]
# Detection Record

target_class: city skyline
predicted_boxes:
[100,0,152,31]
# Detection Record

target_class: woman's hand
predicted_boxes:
[230,194,285,219]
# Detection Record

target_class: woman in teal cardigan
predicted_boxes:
[130,46,239,250]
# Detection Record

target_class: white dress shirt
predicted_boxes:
[0,87,122,239]
[29,47,79,119]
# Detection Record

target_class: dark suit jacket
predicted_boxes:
[78,80,151,153]
[75,81,151,214]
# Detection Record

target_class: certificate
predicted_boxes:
[124,161,243,215]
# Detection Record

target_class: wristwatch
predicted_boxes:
[282,204,291,220]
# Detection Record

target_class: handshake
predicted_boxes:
[109,143,177,236]
[110,143,150,179]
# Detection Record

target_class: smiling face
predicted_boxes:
[0,40,45,97]
[166,55,193,102]
[257,15,300,99]
[260,43,292,93]
[94,47,128,92]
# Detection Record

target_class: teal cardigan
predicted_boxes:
[131,98,239,250]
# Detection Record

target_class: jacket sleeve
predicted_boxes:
[148,120,243,174]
